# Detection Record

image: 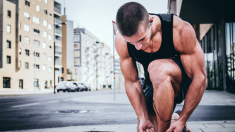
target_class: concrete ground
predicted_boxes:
[5,121,235,132]
[1,89,235,132]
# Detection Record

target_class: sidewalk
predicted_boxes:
[69,89,235,106]
[0,88,54,97]
[7,121,235,132]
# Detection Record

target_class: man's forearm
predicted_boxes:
[125,81,149,120]
[179,76,207,123]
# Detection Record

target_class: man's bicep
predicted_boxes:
[181,42,206,79]
[120,57,138,82]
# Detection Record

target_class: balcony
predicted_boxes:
[55,29,62,35]
[55,51,61,55]
[54,39,61,45]
[54,18,61,24]
[54,7,61,14]
[55,70,62,76]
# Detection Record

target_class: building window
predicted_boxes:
[36,5,40,12]
[7,10,11,18]
[43,53,47,59]
[42,42,47,48]
[48,67,52,72]
[34,64,40,70]
[33,40,40,47]
[7,25,11,33]
[19,48,21,55]
[3,77,10,88]
[74,44,80,49]
[48,24,52,29]
[74,51,80,57]
[48,35,52,40]
[19,79,23,89]
[33,16,39,24]
[49,45,52,50]
[25,36,29,44]
[7,56,11,64]
[74,60,80,65]
[33,28,40,35]
[74,36,80,41]
[33,79,38,87]
[44,80,47,88]
[75,68,78,75]
[34,52,40,57]
[45,0,47,4]
[7,40,11,48]
[24,24,29,32]
[43,31,47,37]
[43,65,46,71]
[24,12,29,19]
[19,61,21,68]
[62,67,64,73]
[25,49,30,56]
[25,0,30,7]
[43,20,47,26]
[19,35,21,42]
[25,62,29,69]
[44,9,47,15]
[49,13,52,17]
[48,56,52,61]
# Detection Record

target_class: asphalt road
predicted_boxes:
[0,90,235,131]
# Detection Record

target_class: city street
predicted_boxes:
[0,90,235,131]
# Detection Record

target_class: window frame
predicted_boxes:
[7,56,11,64]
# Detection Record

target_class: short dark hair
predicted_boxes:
[116,2,149,37]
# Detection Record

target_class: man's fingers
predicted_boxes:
[166,126,175,132]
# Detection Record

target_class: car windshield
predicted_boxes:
[59,82,67,85]
[73,83,77,85]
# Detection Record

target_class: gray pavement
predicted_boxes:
[1,89,235,132]
[5,121,235,132]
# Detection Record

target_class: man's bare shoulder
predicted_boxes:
[172,15,196,54]
[115,32,130,59]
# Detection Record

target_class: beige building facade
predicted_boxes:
[0,0,58,90]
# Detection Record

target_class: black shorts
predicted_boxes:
[144,58,192,113]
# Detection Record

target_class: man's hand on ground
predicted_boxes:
[138,120,154,132]
[166,120,185,132]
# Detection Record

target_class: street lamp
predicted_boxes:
[54,22,66,94]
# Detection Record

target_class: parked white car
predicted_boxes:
[56,81,76,92]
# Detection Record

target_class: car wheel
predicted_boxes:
[57,90,59,93]
[68,88,71,92]
[63,90,66,92]
[89,89,91,91]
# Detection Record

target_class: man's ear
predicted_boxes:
[149,16,154,23]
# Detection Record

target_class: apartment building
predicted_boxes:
[54,0,62,85]
[73,28,100,89]
[0,0,57,90]
[168,0,235,92]
[97,42,113,88]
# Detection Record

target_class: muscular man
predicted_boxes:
[115,2,207,132]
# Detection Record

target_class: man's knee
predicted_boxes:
[148,60,172,89]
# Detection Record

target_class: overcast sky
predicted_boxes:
[55,0,168,50]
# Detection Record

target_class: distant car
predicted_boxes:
[76,83,86,91]
[57,81,76,92]
[84,83,91,91]
[72,82,81,92]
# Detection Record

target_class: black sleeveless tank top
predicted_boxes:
[127,13,180,85]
